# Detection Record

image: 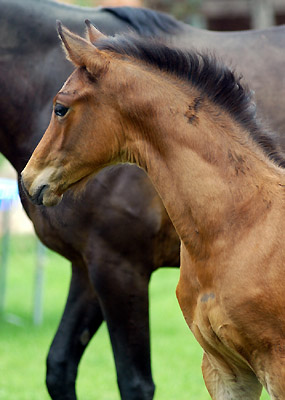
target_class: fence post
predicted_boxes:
[33,240,46,325]
[250,0,275,29]
[0,209,10,313]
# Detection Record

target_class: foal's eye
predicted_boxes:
[54,103,69,117]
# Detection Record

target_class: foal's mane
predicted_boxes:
[95,34,285,168]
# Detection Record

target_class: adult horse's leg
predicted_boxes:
[89,247,155,400]
[99,274,154,400]
[46,262,103,400]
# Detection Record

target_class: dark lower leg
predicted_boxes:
[46,262,103,400]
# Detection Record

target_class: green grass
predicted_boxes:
[72,0,99,6]
[0,234,269,399]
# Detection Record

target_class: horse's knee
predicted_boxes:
[46,354,77,400]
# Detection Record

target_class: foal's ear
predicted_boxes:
[57,21,109,72]
[85,20,106,43]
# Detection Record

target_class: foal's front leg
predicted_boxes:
[46,261,103,400]
[176,244,263,400]
[202,352,262,400]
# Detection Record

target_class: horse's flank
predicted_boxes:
[22,25,285,398]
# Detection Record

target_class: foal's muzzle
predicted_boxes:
[21,176,49,206]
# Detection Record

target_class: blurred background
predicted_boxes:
[59,0,285,30]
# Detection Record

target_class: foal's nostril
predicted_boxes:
[33,184,49,205]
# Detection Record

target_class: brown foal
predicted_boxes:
[21,23,285,399]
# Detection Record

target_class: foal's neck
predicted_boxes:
[125,85,282,260]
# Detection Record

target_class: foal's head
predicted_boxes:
[21,22,135,206]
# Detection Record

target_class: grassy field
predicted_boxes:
[0,234,269,399]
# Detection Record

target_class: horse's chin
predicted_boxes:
[42,190,63,207]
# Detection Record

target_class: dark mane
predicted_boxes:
[96,34,285,168]
[103,6,185,36]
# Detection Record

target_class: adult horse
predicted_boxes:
[2,0,285,398]
[22,23,285,399]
